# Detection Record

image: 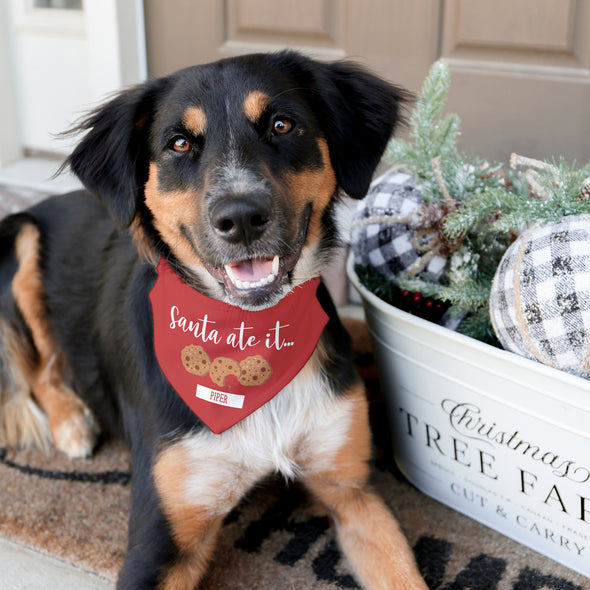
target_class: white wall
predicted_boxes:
[4,0,146,156]
[0,2,22,166]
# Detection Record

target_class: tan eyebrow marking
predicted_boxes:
[243,91,270,123]
[182,106,207,135]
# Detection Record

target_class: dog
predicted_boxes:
[0,51,427,589]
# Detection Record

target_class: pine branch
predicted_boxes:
[396,276,446,299]
[409,60,453,150]
[439,281,490,313]
[457,309,501,346]
[385,60,460,185]
[487,157,590,232]
[443,188,521,238]
[532,159,590,216]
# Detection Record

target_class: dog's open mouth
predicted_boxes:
[203,228,308,306]
[206,245,301,303]
[224,256,280,291]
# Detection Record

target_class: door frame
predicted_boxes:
[0,0,146,166]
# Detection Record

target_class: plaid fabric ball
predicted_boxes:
[350,168,447,281]
[490,215,590,376]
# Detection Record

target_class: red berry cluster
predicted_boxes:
[398,289,447,322]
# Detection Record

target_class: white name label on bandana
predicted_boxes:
[196,384,245,408]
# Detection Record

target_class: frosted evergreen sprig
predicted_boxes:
[444,155,590,239]
[505,154,590,224]
[385,60,462,201]
[443,187,524,239]
[408,60,460,163]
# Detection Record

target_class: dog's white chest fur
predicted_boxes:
[169,366,353,513]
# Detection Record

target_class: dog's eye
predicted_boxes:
[272,118,293,136]
[170,137,191,153]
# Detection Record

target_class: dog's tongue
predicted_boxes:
[227,257,275,282]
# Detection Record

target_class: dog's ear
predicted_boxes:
[312,59,409,199]
[65,78,169,228]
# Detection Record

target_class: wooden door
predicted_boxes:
[144,0,590,165]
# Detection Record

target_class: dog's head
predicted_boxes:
[67,51,406,309]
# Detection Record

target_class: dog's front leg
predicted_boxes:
[151,435,263,590]
[302,384,428,590]
[116,456,177,590]
[117,442,232,590]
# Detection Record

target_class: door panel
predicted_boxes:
[448,0,574,52]
[0,3,20,166]
[441,0,590,163]
[227,0,344,50]
[142,0,590,306]
[221,0,346,60]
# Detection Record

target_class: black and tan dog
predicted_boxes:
[0,52,427,589]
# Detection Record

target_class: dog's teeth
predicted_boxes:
[225,257,281,291]
[224,264,238,283]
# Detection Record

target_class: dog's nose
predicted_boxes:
[209,194,272,245]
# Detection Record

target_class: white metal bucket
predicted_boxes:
[348,258,590,577]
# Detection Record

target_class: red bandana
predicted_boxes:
[149,258,329,434]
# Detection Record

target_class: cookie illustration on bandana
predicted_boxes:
[210,357,241,387]
[239,355,273,386]
[181,345,211,376]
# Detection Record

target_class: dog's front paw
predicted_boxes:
[50,396,100,458]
